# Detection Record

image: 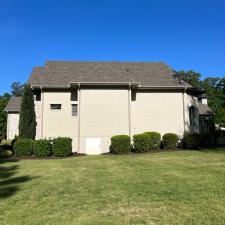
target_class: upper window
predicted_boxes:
[50,104,61,110]
[71,90,78,101]
[189,106,196,127]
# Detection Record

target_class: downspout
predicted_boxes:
[77,83,81,153]
[182,87,186,135]
[41,87,44,138]
[128,84,132,138]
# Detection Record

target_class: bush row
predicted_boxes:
[13,137,72,157]
[111,132,179,154]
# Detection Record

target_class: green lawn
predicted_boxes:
[1,149,225,225]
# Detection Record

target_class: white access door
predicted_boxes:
[85,138,101,155]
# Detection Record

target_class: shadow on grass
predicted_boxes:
[0,159,38,199]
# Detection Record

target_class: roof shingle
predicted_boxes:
[4,96,21,112]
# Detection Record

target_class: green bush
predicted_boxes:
[200,133,212,147]
[162,133,179,149]
[33,140,52,157]
[183,133,200,149]
[52,137,72,157]
[143,132,161,150]
[0,139,15,150]
[111,135,131,154]
[133,134,151,153]
[0,149,14,158]
[14,139,34,157]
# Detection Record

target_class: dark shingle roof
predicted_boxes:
[4,96,21,112]
[198,103,214,115]
[29,61,191,87]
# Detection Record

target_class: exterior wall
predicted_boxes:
[132,91,185,138]
[79,89,129,153]
[39,88,199,154]
[35,97,42,139]
[41,91,79,152]
[7,113,19,139]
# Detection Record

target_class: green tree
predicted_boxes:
[177,70,201,87]
[19,84,36,139]
[11,82,24,96]
[0,93,10,140]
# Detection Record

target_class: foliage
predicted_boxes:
[111,135,131,154]
[19,84,36,139]
[199,133,212,147]
[177,71,225,127]
[143,131,161,150]
[133,133,151,153]
[0,93,10,140]
[52,137,72,157]
[33,139,52,157]
[0,149,14,158]
[11,82,24,97]
[162,133,179,149]
[183,133,200,149]
[14,139,34,157]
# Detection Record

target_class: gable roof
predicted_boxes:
[198,103,214,115]
[4,96,21,113]
[29,61,192,88]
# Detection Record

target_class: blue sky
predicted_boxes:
[0,0,225,94]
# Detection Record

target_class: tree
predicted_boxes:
[19,84,36,139]
[11,82,24,96]
[177,70,201,88]
[0,93,10,140]
[178,70,225,128]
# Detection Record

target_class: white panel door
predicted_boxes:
[85,138,101,155]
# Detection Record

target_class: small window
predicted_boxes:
[50,104,61,110]
[72,104,78,116]
[71,90,78,101]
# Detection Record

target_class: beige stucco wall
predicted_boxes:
[79,89,129,153]
[41,91,79,151]
[36,88,199,154]
[7,113,19,139]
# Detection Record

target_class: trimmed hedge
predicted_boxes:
[111,135,131,154]
[14,139,34,157]
[133,134,151,153]
[52,137,72,157]
[143,132,161,150]
[162,133,179,149]
[33,140,52,157]
[183,133,200,149]
[0,149,14,158]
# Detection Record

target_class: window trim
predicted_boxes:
[71,104,78,116]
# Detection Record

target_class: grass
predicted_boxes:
[0,149,225,225]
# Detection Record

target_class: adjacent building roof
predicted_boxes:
[29,61,192,88]
[4,96,21,112]
[198,103,214,115]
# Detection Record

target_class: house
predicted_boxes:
[4,61,213,154]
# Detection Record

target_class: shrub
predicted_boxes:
[33,140,52,157]
[14,139,34,157]
[162,133,179,149]
[183,133,200,149]
[133,134,151,153]
[0,139,15,150]
[52,137,72,157]
[143,132,161,150]
[200,133,212,147]
[111,135,131,154]
[0,149,14,158]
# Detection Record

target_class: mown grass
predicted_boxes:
[0,149,225,225]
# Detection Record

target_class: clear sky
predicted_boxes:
[0,0,225,94]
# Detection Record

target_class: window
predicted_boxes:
[189,106,196,127]
[72,104,78,116]
[71,90,78,101]
[50,104,61,110]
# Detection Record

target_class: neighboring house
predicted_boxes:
[4,61,213,154]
